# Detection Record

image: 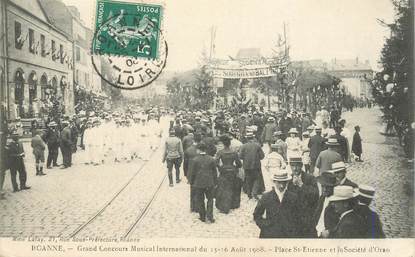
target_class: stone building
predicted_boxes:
[39,0,104,96]
[1,0,74,120]
[327,58,373,99]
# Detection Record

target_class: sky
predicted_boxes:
[62,0,396,72]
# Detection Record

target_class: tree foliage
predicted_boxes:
[371,0,413,124]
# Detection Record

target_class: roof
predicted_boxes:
[328,58,372,71]
[236,48,262,59]
[291,59,326,70]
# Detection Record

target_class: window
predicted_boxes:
[59,44,64,64]
[14,21,22,49]
[29,28,35,53]
[51,40,56,61]
[40,34,45,56]
[75,46,81,62]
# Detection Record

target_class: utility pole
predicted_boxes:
[209,26,217,111]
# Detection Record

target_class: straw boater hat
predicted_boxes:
[246,132,254,138]
[328,185,358,202]
[328,161,347,173]
[307,125,315,131]
[356,185,375,199]
[325,137,340,146]
[302,131,310,137]
[268,117,275,122]
[289,157,303,163]
[273,131,283,136]
[271,171,292,182]
[314,126,322,131]
[48,121,57,127]
[288,128,298,134]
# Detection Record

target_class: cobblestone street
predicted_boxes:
[0,108,413,238]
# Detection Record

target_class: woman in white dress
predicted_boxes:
[286,128,302,159]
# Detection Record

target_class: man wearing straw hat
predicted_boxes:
[314,137,342,176]
[325,185,366,238]
[253,171,301,238]
[240,131,265,200]
[354,185,385,238]
[327,161,358,188]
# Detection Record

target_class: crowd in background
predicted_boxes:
[162,104,383,238]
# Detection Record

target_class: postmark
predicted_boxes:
[91,0,167,90]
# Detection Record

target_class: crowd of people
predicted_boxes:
[163,105,383,238]
[0,107,164,200]
[1,102,384,238]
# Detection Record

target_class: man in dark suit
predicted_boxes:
[189,142,218,223]
[253,172,301,238]
[313,172,338,237]
[332,126,349,162]
[239,132,265,199]
[44,121,60,168]
[354,185,385,238]
[278,111,293,141]
[328,161,358,188]
[287,157,319,237]
[5,131,31,192]
[60,121,72,168]
[308,127,325,173]
[185,133,201,212]
[326,186,367,238]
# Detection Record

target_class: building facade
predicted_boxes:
[327,58,373,99]
[40,1,104,97]
[2,0,74,120]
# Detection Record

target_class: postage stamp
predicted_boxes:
[93,0,163,59]
[91,0,167,90]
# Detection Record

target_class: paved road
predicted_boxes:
[0,108,412,238]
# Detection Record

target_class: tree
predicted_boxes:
[373,0,413,125]
[192,65,215,109]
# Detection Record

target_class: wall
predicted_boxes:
[6,3,74,119]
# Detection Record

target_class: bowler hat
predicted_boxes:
[317,172,337,186]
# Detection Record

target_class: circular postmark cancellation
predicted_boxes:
[91,9,167,90]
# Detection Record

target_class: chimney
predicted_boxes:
[356,57,359,64]
[334,58,336,64]
[365,60,369,65]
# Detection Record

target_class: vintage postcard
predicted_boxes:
[0,0,413,256]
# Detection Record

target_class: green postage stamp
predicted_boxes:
[93,0,163,59]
